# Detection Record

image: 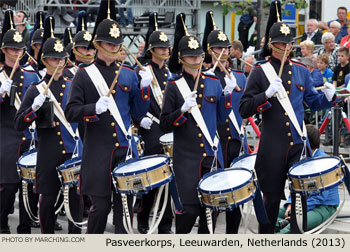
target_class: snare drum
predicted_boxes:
[197,168,256,211]
[230,153,256,171]
[288,156,344,194]
[17,149,37,183]
[56,157,81,186]
[133,135,144,157]
[112,155,172,194]
[159,133,173,157]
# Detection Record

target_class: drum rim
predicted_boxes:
[17,149,37,168]
[198,167,254,194]
[288,156,341,178]
[230,153,257,168]
[56,157,82,171]
[202,191,257,211]
[159,132,174,144]
[112,154,169,175]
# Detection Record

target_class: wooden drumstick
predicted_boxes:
[239,57,253,67]
[107,58,125,97]
[211,48,225,73]
[211,51,241,92]
[188,60,203,114]
[273,48,289,98]
[314,85,327,91]
[2,54,21,98]
[67,58,79,72]
[25,51,39,66]
[43,63,60,96]
[123,44,145,71]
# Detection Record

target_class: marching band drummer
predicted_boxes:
[202,10,248,234]
[239,1,337,234]
[159,13,233,234]
[0,10,40,234]
[14,16,83,234]
[64,0,151,234]
[134,12,173,235]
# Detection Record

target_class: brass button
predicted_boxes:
[19,83,23,87]
[163,81,166,85]
[288,80,291,84]
[56,122,60,126]
[286,122,290,126]
[175,122,179,126]
[284,112,288,116]
[201,76,205,79]
[210,98,214,102]
[286,91,290,95]
[226,127,230,132]
[18,92,22,96]
[227,102,231,106]
[259,107,263,111]
[115,143,120,147]
[20,75,24,79]
[124,87,128,91]
[164,73,168,77]
[63,77,68,81]
[112,90,116,94]
[85,118,90,122]
[115,70,118,74]
[111,122,115,126]
[228,136,232,140]
[288,71,292,75]
[289,62,293,66]
[225,119,229,123]
[22,137,26,141]
[60,93,64,97]
[196,124,199,128]
[59,141,63,145]
[290,142,294,146]
[200,143,204,148]
[162,90,165,94]
[288,132,291,136]
[110,112,113,116]
[198,104,201,108]
[20,69,24,72]
[113,133,117,137]
[62,84,66,88]
[200,84,204,88]
[199,94,203,98]
[57,132,61,136]
[198,133,202,137]
[202,153,207,157]
[26,118,30,121]
[144,95,148,99]
[58,102,62,106]
[117,63,120,67]
[62,150,66,154]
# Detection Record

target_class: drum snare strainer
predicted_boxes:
[288,156,344,195]
[197,168,257,212]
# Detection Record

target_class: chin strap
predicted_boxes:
[93,40,120,57]
[73,47,95,60]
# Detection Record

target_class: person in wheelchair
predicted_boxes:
[276,124,340,234]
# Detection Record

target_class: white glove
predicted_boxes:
[204,69,215,76]
[31,94,46,112]
[139,66,153,88]
[223,72,237,95]
[0,79,12,95]
[140,117,153,130]
[322,82,336,102]
[181,91,197,113]
[265,77,283,98]
[95,96,110,114]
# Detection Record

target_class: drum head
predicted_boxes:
[200,169,252,192]
[19,151,37,167]
[230,154,256,171]
[159,133,173,144]
[289,157,340,176]
[116,155,168,174]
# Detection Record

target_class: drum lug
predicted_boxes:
[304,177,319,195]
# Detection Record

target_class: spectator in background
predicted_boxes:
[301,57,323,87]
[136,41,146,65]
[340,20,350,49]
[243,56,255,77]
[319,6,349,38]
[316,32,339,71]
[332,46,350,88]
[118,0,134,28]
[238,5,257,52]
[14,11,30,47]
[296,19,323,57]
[299,40,317,67]
[317,53,333,83]
[329,21,342,44]
[116,48,131,66]
[230,40,245,70]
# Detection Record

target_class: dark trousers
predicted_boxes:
[238,22,252,51]
[137,188,173,232]
[0,183,18,233]
[17,182,39,234]
[39,187,82,234]
[112,191,133,234]
[175,204,216,234]
[222,139,242,233]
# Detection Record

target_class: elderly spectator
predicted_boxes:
[316,32,339,71]
[340,20,350,49]
[243,56,255,77]
[329,21,342,44]
[296,19,322,57]
[319,6,349,38]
